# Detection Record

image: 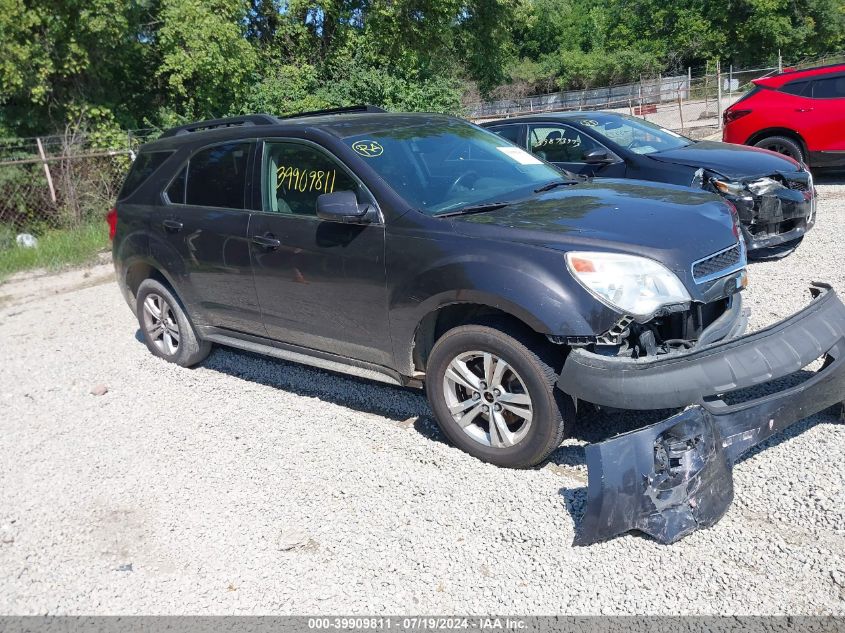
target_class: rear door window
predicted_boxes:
[165,166,187,204]
[810,76,845,99]
[118,150,173,199]
[488,124,523,145]
[185,142,251,208]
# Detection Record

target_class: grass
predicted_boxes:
[0,222,109,282]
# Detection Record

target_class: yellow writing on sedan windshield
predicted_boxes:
[276,166,337,194]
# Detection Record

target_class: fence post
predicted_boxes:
[638,79,644,118]
[716,60,723,130]
[728,64,733,103]
[36,137,57,204]
[677,89,684,134]
[778,50,783,73]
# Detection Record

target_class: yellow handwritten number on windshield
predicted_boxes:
[352,140,384,158]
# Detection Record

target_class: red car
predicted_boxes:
[722,63,845,169]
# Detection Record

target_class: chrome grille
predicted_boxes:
[692,243,744,283]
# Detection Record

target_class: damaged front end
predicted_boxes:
[559,283,845,545]
[693,168,816,252]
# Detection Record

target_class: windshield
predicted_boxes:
[342,119,565,214]
[568,113,691,155]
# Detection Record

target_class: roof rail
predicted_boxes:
[279,104,387,120]
[160,114,279,138]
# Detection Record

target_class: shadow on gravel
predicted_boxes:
[194,341,434,423]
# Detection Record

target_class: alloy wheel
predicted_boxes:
[764,142,797,159]
[442,350,533,448]
[142,292,180,356]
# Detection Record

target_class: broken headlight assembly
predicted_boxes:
[712,176,786,198]
[711,179,746,197]
[746,176,786,196]
[565,252,691,321]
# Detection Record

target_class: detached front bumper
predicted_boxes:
[558,284,845,545]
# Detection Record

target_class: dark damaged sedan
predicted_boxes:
[111,110,845,545]
[482,111,817,256]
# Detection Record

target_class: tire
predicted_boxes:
[753,135,804,163]
[425,323,572,468]
[136,278,211,367]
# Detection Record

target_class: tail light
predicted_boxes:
[107,207,117,240]
[723,108,751,125]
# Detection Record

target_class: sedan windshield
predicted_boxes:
[342,119,565,215]
[569,113,692,155]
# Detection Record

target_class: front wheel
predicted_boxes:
[425,324,572,468]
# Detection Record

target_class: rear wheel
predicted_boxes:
[136,278,211,367]
[425,323,572,468]
[753,135,804,163]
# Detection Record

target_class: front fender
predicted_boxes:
[387,242,618,373]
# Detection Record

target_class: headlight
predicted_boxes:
[566,252,691,320]
[712,180,746,196]
[746,177,784,196]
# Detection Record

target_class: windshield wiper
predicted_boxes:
[433,202,511,217]
[534,179,578,193]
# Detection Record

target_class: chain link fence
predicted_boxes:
[0,129,160,251]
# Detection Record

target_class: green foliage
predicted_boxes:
[0,0,843,135]
[157,0,259,119]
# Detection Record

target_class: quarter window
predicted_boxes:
[185,142,251,208]
[264,143,357,216]
[118,150,173,199]
[528,125,602,163]
[780,80,809,96]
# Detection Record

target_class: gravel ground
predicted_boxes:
[1,180,844,615]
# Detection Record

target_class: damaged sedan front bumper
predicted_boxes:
[557,283,845,544]
[697,169,817,252]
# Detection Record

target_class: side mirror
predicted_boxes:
[582,148,614,164]
[316,190,373,224]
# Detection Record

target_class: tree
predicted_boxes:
[157,0,258,120]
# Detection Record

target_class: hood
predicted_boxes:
[449,180,739,281]
[647,140,801,178]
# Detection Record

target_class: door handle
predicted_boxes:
[795,107,814,112]
[162,219,183,232]
[251,233,281,250]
